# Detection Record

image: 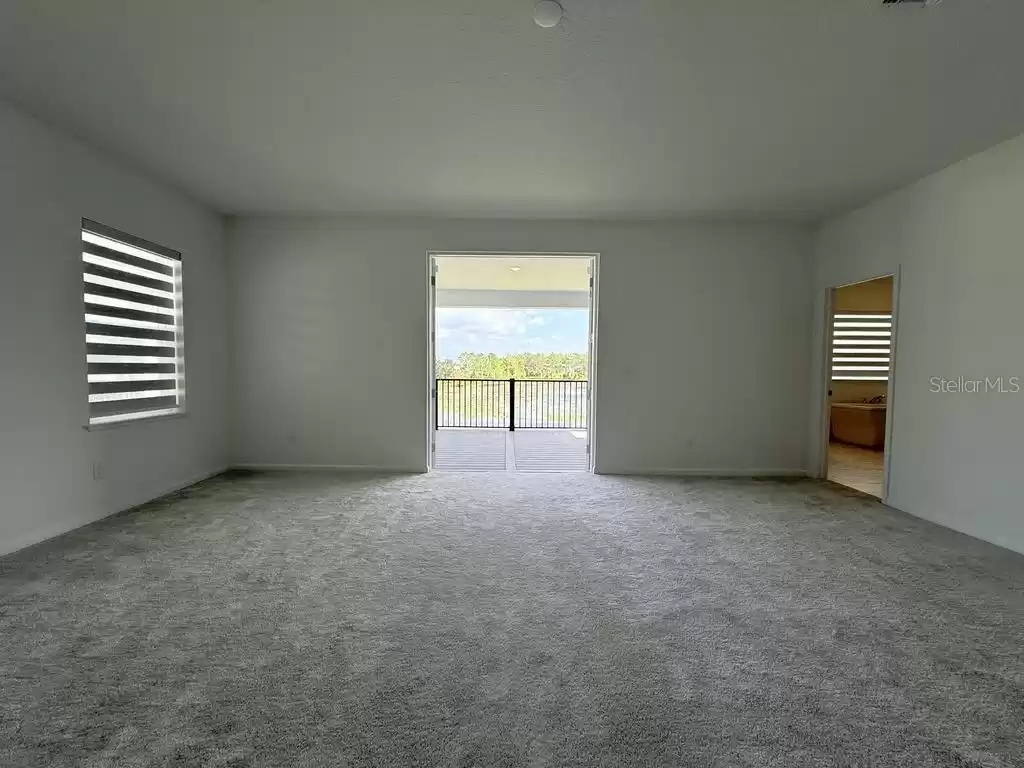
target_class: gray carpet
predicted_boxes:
[2,471,1023,767]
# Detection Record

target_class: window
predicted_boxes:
[831,312,892,381]
[81,219,184,426]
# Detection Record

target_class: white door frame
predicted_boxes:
[817,268,901,502]
[426,255,438,468]
[425,251,601,472]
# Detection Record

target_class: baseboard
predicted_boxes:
[1,519,101,559]
[231,463,427,474]
[598,468,809,478]
[117,465,231,513]
[0,465,228,558]
[886,498,1024,557]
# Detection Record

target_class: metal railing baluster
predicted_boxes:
[434,378,588,429]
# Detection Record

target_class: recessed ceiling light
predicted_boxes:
[510,266,522,272]
[533,1,563,28]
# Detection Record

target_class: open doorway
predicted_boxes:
[426,253,598,472]
[821,274,897,499]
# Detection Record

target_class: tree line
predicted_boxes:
[436,352,587,380]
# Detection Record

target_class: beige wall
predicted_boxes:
[830,275,893,402]
[831,379,888,403]
[834,275,893,313]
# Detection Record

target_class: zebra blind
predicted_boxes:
[82,219,184,425]
[831,311,892,381]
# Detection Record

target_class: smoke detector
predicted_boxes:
[533,1,563,28]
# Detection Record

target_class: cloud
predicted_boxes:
[438,308,543,340]
[436,307,588,357]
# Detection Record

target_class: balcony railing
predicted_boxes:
[435,378,588,430]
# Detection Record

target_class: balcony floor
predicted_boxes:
[433,428,589,472]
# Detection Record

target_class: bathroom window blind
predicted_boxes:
[81,219,185,425]
[831,312,891,381]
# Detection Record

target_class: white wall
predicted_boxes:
[0,99,229,556]
[228,217,813,475]
[812,133,1024,555]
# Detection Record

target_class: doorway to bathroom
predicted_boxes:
[821,274,898,499]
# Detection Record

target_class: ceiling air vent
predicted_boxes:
[882,0,940,5]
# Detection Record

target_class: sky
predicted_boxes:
[437,308,588,358]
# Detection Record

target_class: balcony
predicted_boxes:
[433,379,589,472]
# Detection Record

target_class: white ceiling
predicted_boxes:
[436,256,590,291]
[2,1,1024,219]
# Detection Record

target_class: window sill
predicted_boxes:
[83,410,187,431]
